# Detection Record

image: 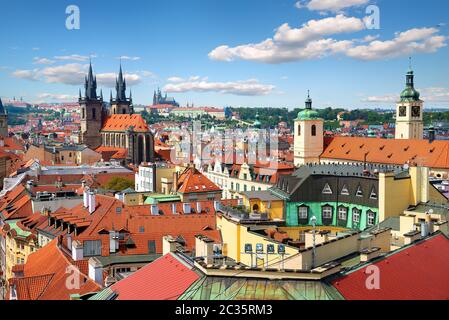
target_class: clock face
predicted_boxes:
[412,106,421,118]
[399,106,407,117]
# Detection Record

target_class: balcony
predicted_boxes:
[219,205,269,223]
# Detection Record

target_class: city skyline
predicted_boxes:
[0,0,449,108]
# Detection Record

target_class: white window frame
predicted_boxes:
[298,206,308,220]
[338,207,347,220]
[322,206,333,219]
[353,208,361,223]
[322,183,333,195]
[367,211,376,226]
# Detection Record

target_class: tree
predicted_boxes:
[105,177,135,192]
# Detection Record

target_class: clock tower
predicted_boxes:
[395,60,424,140]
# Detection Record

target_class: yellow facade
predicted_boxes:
[378,166,447,222]
[242,195,285,221]
[4,225,38,281]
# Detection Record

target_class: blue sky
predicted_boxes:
[0,0,448,109]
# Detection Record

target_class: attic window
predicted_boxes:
[380,145,385,151]
[356,185,363,197]
[387,154,393,158]
[359,144,365,149]
[322,183,333,195]
[430,148,435,153]
[116,207,122,214]
[404,146,410,152]
[341,185,350,196]
[139,226,145,233]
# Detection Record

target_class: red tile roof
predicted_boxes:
[177,167,221,194]
[101,114,150,133]
[50,195,223,257]
[95,147,128,161]
[111,253,199,300]
[322,137,449,169]
[7,239,100,300]
[332,233,449,300]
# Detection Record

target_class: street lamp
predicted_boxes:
[311,216,317,269]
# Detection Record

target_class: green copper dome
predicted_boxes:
[296,91,321,120]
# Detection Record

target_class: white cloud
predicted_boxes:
[346,28,447,60]
[37,93,77,101]
[32,47,40,51]
[54,54,94,62]
[167,76,185,83]
[362,87,449,103]
[40,63,88,85]
[118,56,141,61]
[12,62,143,87]
[96,72,142,87]
[296,0,369,12]
[33,57,55,65]
[273,15,365,45]
[209,14,447,64]
[163,78,275,96]
[12,69,40,81]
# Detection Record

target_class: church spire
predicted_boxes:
[84,60,98,100]
[400,57,420,102]
[115,64,127,102]
[305,90,312,110]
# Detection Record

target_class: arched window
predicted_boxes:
[298,124,301,136]
[311,125,317,136]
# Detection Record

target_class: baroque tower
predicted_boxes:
[294,91,324,167]
[110,65,133,115]
[80,62,104,149]
[0,97,8,138]
[395,59,424,140]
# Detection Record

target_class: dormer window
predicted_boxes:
[356,185,363,197]
[370,187,378,200]
[322,183,333,195]
[341,184,350,196]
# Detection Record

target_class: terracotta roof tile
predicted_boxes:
[101,114,150,133]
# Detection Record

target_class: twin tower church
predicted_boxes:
[79,63,154,165]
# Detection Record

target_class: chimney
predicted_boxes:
[428,126,436,143]
[183,203,191,214]
[162,235,178,255]
[196,202,202,214]
[71,240,84,261]
[151,204,159,215]
[26,180,34,192]
[88,258,104,286]
[83,187,90,208]
[172,171,179,193]
[109,231,118,254]
[88,191,96,214]
[195,235,215,265]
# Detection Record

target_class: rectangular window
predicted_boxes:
[83,240,102,257]
[367,211,376,226]
[298,207,308,219]
[148,240,156,254]
[338,207,347,220]
[322,207,333,219]
[353,209,361,223]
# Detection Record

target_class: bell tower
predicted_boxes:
[80,62,104,149]
[395,59,424,140]
[294,91,324,167]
